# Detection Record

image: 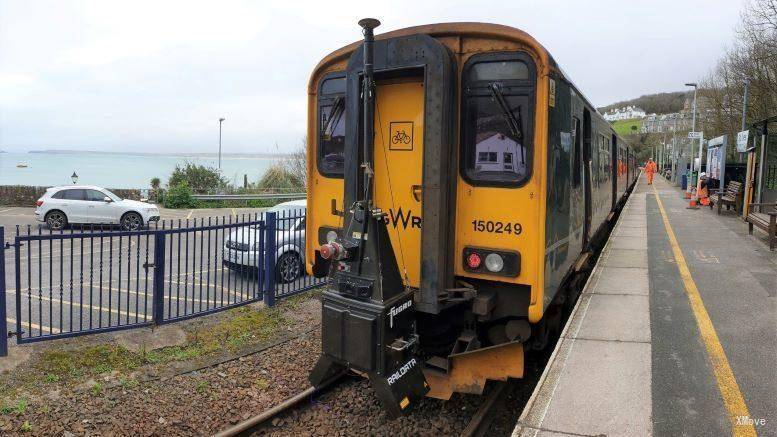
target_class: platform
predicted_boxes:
[514,175,776,437]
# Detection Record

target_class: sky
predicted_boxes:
[0,0,748,154]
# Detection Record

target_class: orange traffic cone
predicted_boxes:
[687,188,699,209]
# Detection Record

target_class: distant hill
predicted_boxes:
[599,91,691,115]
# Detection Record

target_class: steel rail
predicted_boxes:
[212,370,348,437]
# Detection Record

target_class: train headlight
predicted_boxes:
[484,253,504,272]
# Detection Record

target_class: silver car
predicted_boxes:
[222,200,306,283]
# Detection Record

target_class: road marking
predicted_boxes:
[186,209,193,219]
[0,208,14,214]
[231,208,236,217]
[6,317,61,334]
[5,290,150,321]
[652,184,756,437]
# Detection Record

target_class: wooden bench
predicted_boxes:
[746,202,777,251]
[712,181,743,215]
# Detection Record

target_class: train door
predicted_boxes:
[373,77,425,288]
[582,109,593,248]
[611,134,618,210]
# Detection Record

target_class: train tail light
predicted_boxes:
[466,252,482,269]
[463,247,521,277]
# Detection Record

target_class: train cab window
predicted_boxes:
[317,75,346,177]
[461,53,535,186]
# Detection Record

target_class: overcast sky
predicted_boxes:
[0,0,747,154]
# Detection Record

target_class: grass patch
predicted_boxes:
[1,399,27,415]
[611,118,642,136]
[35,344,142,382]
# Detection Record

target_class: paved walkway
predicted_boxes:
[514,175,776,437]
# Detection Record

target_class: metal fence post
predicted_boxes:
[263,212,277,307]
[152,231,167,324]
[0,227,8,357]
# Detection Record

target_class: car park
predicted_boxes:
[223,199,306,283]
[35,185,160,231]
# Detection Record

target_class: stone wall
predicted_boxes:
[0,186,141,206]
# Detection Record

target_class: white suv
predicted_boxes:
[35,185,160,230]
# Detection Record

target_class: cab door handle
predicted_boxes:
[411,185,422,202]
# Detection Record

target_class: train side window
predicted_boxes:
[317,75,346,178]
[572,117,581,187]
[461,52,536,187]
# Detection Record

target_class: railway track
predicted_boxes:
[212,375,525,437]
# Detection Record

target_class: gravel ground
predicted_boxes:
[0,288,549,436]
[0,294,323,436]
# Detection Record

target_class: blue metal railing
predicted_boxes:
[0,210,323,352]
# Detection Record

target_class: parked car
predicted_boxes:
[223,199,306,283]
[35,185,160,231]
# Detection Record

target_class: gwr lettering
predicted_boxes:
[385,207,422,229]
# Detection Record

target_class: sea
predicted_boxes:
[0,151,280,189]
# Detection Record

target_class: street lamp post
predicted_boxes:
[71,172,78,184]
[218,117,226,171]
[685,82,698,184]
[740,78,750,163]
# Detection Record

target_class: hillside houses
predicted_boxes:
[603,106,646,121]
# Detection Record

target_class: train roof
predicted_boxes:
[309,22,624,146]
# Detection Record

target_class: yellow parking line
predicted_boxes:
[164,279,252,300]
[652,184,756,437]
[6,317,61,334]
[5,290,150,321]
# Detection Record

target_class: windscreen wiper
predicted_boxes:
[322,96,344,139]
[489,83,523,142]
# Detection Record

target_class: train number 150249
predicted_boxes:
[471,220,522,235]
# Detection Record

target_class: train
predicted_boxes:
[304,20,639,417]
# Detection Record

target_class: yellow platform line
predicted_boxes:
[652,184,757,437]
[6,317,61,334]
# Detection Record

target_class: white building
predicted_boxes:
[603,106,646,121]
[475,133,526,176]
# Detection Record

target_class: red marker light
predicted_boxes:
[35,200,44,207]
[466,252,482,269]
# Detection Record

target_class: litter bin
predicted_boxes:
[681,174,687,190]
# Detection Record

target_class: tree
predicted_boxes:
[283,138,307,190]
[699,0,777,160]
[150,177,161,190]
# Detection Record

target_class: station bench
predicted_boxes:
[746,202,777,251]
[711,181,743,215]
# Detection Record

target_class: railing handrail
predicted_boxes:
[191,193,306,201]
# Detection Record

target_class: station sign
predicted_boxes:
[736,130,750,152]
[688,131,703,139]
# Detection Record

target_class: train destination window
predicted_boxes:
[317,75,346,177]
[462,54,535,186]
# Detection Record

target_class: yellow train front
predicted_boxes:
[305,21,638,416]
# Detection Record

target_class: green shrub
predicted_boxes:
[163,182,198,209]
[168,163,227,193]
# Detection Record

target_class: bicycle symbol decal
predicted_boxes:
[389,121,414,150]
[392,130,412,144]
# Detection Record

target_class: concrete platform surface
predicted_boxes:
[514,175,776,437]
